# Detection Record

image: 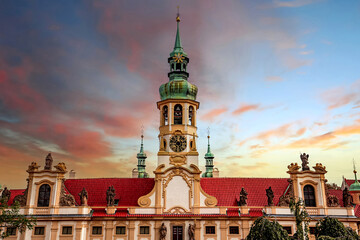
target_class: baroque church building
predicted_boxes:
[1,14,360,240]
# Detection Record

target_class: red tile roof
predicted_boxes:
[64,178,155,207]
[8,189,26,205]
[328,189,343,206]
[200,178,290,207]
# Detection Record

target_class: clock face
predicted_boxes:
[169,135,187,152]
[173,53,184,63]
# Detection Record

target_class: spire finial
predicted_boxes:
[176,6,180,22]
[354,159,358,182]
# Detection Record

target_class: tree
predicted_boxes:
[289,198,310,240]
[315,217,359,240]
[246,217,289,240]
[0,197,36,238]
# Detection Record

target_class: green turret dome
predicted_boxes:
[350,170,360,191]
[159,12,198,101]
[159,80,198,101]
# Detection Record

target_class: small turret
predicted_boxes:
[202,131,215,178]
[137,134,149,178]
[350,162,360,191]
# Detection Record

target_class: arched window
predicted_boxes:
[37,184,51,207]
[188,106,194,125]
[304,185,316,207]
[163,106,168,125]
[174,104,182,125]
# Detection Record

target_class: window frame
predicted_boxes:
[37,184,51,207]
[92,226,103,235]
[62,226,73,235]
[139,226,150,235]
[205,226,216,235]
[229,226,239,235]
[6,227,17,236]
[34,226,45,236]
[304,184,316,207]
[174,104,183,125]
[115,226,126,235]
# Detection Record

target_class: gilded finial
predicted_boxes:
[176,6,180,22]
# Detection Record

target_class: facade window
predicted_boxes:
[304,185,316,207]
[229,226,239,234]
[309,227,316,235]
[6,227,16,236]
[34,227,45,235]
[116,226,126,235]
[188,106,194,125]
[92,226,102,235]
[174,104,183,124]
[163,106,168,125]
[283,227,292,235]
[62,226,72,235]
[205,226,216,234]
[140,226,149,234]
[37,184,51,207]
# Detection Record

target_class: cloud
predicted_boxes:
[232,104,261,116]
[266,76,283,82]
[200,108,228,121]
[300,50,313,55]
[273,0,323,8]
[321,79,360,110]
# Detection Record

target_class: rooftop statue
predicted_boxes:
[300,153,310,171]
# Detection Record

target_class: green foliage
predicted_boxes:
[246,217,290,240]
[315,217,360,240]
[289,198,310,240]
[0,197,36,238]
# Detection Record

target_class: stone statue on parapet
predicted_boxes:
[106,186,116,206]
[44,153,53,170]
[159,223,167,240]
[238,187,248,206]
[343,187,352,207]
[188,224,195,240]
[1,187,11,203]
[79,187,88,206]
[266,186,274,206]
[300,153,310,171]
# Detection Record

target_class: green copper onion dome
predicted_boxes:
[350,170,360,191]
[159,12,198,101]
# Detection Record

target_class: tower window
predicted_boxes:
[304,185,316,207]
[189,106,194,125]
[174,104,183,124]
[163,106,168,125]
[37,184,51,207]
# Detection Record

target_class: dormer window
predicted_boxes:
[37,184,51,207]
[304,185,316,207]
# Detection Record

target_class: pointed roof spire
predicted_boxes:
[137,126,146,158]
[171,6,187,57]
[205,127,214,158]
[350,159,360,191]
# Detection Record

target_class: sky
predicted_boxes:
[0,0,359,189]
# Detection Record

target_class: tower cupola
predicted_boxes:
[159,12,198,101]
[202,132,215,178]
[137,134,149,178]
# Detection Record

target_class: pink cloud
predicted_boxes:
[200,108,228,121]
[232,104,261,115]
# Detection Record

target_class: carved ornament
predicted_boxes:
[287,163,301,173]
[278,179,295,206]
[200,187,218,207]
[27,162,40,172]
[54,162,67,172]
[169,155,187,166]
[164,206,189,214]
[313,163,327,173]
[59,179,76,206]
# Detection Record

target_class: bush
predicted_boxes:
[246,217,289,240]
[315,217,359,240]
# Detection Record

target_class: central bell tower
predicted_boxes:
[157,13,199,169]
